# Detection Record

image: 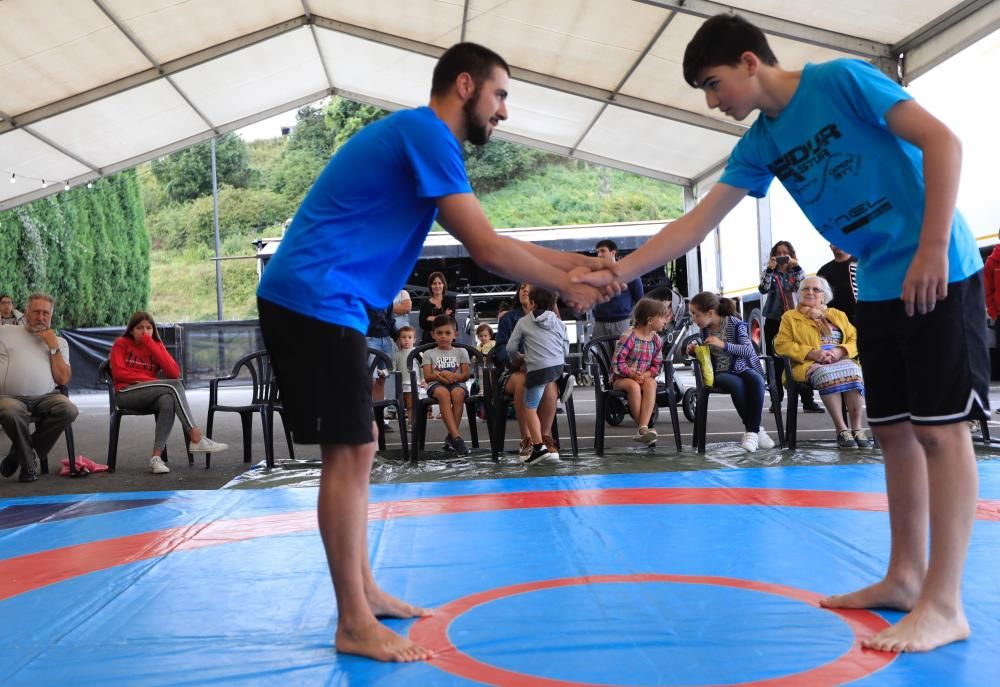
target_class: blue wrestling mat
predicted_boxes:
[2,464,999,686]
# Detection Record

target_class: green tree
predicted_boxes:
[324,97,388,149]
[149,133,253,203]
[287,105,337,157]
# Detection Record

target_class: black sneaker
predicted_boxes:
[523,445,549,465]
[802,402,825,414]
[451,436,471,456]
[0,450,17,478]
[442,435,456,452]
[19,467,39,483]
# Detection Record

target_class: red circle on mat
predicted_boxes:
[410,573,896,687]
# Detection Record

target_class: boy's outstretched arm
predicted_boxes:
[576,183,748,287]
[885,99,963,316]
[436,193,610,309]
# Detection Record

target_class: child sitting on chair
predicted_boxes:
[506,287,568,465]
[686,292,774,452]
[612,297,670,447]
[392,325,419,430]
[421,315,471,456]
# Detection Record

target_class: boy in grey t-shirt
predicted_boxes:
[420,316,471,455]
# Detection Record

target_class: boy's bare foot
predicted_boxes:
[367,588,432,619]
[335,620,434,662]
[862,604,970,653]
[819,577,921,611]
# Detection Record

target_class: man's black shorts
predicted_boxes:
[856,271,990,426]
[258,298,374,445]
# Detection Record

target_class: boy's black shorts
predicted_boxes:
[258,298,374,445]
[856,271,990,426]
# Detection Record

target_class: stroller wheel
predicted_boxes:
[606,401,626,426]
[682,388,697,423]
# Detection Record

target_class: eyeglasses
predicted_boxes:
[800,287,824,293]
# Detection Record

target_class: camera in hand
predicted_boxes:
[776,255,790,264]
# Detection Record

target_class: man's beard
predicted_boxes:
[462,89,491,146]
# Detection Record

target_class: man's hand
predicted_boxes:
[31,327,59,349]
[902,247,948,316]
[569,266,625,296]
[561,279,608,311]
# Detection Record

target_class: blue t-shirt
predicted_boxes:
[720,58,980,301]
[257,107,472,332]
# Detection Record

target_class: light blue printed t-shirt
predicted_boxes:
[257,107,472,333]
[720,58,981,302]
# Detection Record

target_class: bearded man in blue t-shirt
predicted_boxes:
[258,43,614,663]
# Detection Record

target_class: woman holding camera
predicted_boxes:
[759,240,821,412]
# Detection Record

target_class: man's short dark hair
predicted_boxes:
[683,14,778,88]
[431,42,510,97]
[595,239,618,253]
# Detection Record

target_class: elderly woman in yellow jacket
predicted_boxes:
[774,276,871,449]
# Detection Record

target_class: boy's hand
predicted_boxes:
[902,248,948,316]
[561,278,608,311]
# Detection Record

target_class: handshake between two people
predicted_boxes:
[558,256,629,312]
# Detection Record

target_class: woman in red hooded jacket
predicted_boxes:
[110,311,228,474]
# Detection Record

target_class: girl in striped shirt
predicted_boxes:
[612,298,672,446]
[686,292,774,452]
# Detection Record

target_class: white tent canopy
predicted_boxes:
[2,0,998,211]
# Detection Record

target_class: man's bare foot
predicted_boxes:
[335,620,433,662]
[862,604,970,653]
[819,577,921,611]
[367,588,432,619]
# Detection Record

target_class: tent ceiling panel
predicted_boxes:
[577,105,736,180]
[500,80,606,149]
[0,0,148,116]
[0,130,91,203]
[463,0,668,91]
[102,0,304,65]
[29,80,206,170]
[172,29,328,127]
[318,33,436,110]
[0,0,995,211]
[308,0,464,47]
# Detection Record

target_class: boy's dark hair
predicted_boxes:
[595,239,618,253]
[0,293,11,302]
[690,292,738,318]
[396,325,416,339]
[431,43,510,97]
[431,315,456,331]
[528,286,557,314]
[475,322,494,338]
[683,14,778,88]
[632,297,670,327]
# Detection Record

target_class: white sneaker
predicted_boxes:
[149,456,170,474]
[740,431,759,452]
[190,436,229,453]
[757,430,775,449]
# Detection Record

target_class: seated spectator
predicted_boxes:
[506,287,568,464]
[774,277,871,449]
[0,294,23,326]
[613,297,671,447]
[686,293,774,452]
[418,272,456,345]
[110,311,228,474]
[421,315,472,456]
[495,283,560,459]
[392,325,420,429]
[0,293,78,482]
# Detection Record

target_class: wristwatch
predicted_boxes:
[48,347,59,357]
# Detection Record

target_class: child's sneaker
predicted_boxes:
[757,429,775,449]
[853,429,873,448]
[631,428,648,443]
[639,427,657,445]
[559,374,576,404]
[451,435,471,456]
[190,437,228,453]
[740,431,759,452]
[519,437,533,459]
[837,430,855,449]
[149,456,170,474]
[442,435,456,452]
[523,445,549,465]
[542,435,560,460]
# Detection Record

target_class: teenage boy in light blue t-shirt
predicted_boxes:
[257,43,615,664]
[579,14,987,655]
